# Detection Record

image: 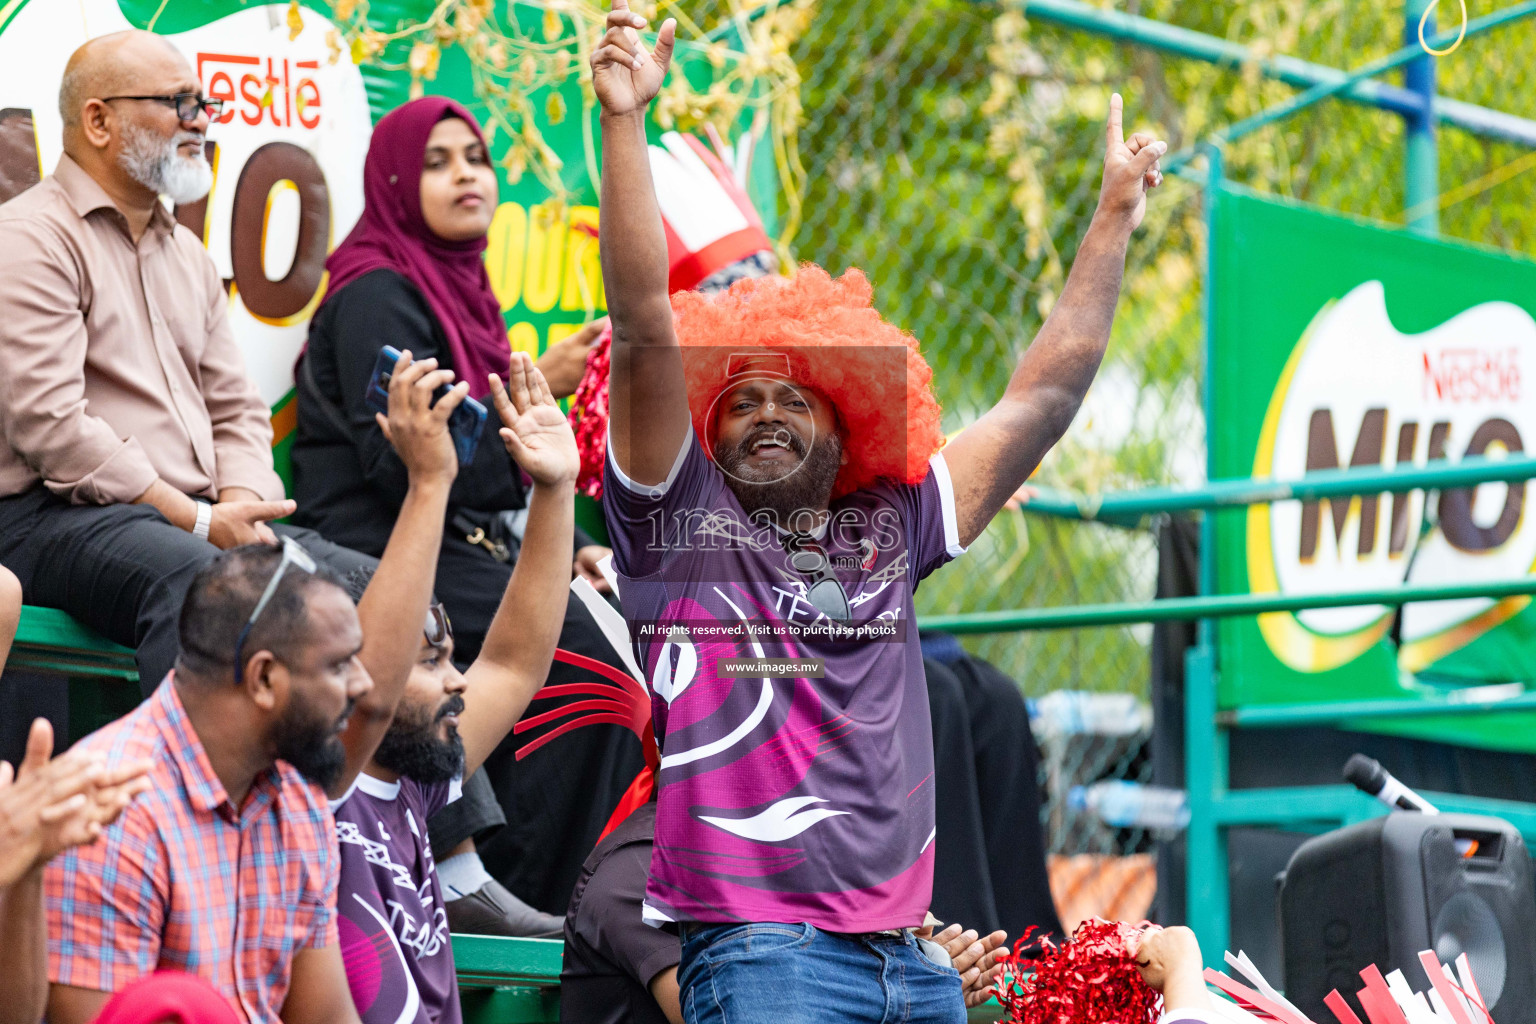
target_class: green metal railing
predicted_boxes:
[1009,453,1536,527]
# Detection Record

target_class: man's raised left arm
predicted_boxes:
[942,93,1165,547]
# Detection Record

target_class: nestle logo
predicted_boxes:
[1422,347,1521,403]
[197,53,322,130]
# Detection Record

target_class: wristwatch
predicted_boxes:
[193,500,213,542]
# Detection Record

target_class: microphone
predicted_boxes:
[1343,754,1439,814]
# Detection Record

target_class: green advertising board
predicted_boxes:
[1210,182,1536,752]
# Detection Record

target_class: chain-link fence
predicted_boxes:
[783,0,1536,925]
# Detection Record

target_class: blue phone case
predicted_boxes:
[365,345,487,466]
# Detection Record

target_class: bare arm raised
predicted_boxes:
[942,94,1165,546]
[592,0,691,486]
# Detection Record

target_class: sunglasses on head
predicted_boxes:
[785,535,851,623]
[424,602,453,648]
[233,537,318,684]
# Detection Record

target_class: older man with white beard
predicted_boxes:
[0,30,374,693]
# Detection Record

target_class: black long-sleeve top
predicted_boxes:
[291,269,589,556]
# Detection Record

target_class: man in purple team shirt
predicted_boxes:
[317,351,579,1024]
[590,1,1166,1020]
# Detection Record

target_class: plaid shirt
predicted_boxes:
[47,676,339,1023]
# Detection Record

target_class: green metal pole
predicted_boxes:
[1186,141,1228,963]
[1404,0,1440,235]
[1221,691,1536,728]
[1017,454,1536,526]
[917,573,1536,633]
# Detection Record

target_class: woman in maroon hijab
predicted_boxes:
[290,97,643,937]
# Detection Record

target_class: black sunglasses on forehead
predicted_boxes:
[784,534,851,623]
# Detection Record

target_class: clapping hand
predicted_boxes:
[917,921,1010,1009]
[489,354,579,488]
[590,0,675,117]
[0,718,150,885]
[1095,93,1167,235]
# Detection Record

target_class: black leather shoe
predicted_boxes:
[444,878,563,938]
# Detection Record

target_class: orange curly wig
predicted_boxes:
[673,265,944,498]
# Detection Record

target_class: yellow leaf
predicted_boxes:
[260,88,273,109]
[333,0,357,19]
[285,0,303,41]
[543,8,561,41]
[546,92,566,124]
[350,34,370,64]
[518,52,538,86]
[326,29,342,65]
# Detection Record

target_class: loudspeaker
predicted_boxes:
[1278,812,1536,1024]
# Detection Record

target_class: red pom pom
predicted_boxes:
[995,919,1163,1024]
[569,326,612,499]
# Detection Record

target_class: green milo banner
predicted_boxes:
[1210,182,1536,752]
[0,0,776,490]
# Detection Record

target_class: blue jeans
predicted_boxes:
[678,922,966,1024]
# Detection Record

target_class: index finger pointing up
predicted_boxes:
[1106,91,1124,148]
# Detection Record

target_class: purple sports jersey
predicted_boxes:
[604,430,966,933]
[332,774,462,1024]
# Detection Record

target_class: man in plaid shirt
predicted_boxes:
[44,541,368,1024]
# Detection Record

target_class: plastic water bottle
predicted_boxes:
[1029,691,1151,737]
[1068,780,1190,830]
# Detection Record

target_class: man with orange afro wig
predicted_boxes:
[590,3,1166,1021]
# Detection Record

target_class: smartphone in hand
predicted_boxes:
[365,345,487,466]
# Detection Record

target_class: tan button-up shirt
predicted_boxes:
[0,154,282,505]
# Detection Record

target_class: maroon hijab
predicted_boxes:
[320,96,507,397]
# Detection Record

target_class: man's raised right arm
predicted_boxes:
[592,1,692,486]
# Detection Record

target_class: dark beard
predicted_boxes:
[272,699,349,790]
[372,694,466,784]
[714,428,844,530]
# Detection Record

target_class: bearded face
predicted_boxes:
[713,425,844,530]
[709,376,845,529]
[372,692,466,784]
[270,694,352,790]
[117,120,212,204]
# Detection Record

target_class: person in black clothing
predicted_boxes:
[291,96,642,934]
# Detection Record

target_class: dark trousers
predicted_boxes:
[947,655,1064,942]
[925,656,1000,933]
[425,534,645,911]
[0,487,376,697]
[922,642,1064,943]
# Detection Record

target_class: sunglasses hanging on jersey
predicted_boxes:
[784,534,852,623]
